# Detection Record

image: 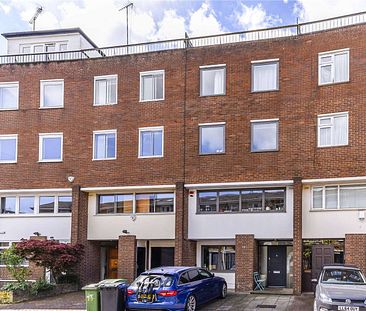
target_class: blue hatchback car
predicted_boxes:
[126,266,227,311]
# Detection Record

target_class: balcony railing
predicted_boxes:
[1,11,366,65]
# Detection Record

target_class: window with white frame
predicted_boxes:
[93,130,117,160]
[139,127,164,158]
[319,49,349,85]
[318,112,348,147]
[312,185,366,209]
[200,65,226,96]
[40,79,64,108]
[0,135,17,163]
[202,245,235,272]
[94,75,117,106]
[0,82,19,110]
[251,120,279,152]
[199,123,225,155]
[140,70,164,101]
[0,194,72,215]
[252,59,279,92]
[39,133,63,162]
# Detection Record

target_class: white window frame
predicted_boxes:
[250,119,279,152]
[318,48,350,86]
[139,70,165,102]
[199,122,226,155]
[93,74,118,106]
[0,82,19,111]
[317,112,349,148]
[92,130,117,161]
[138,126,164,158]
[311,184,366,210]
[0,192,72,217]
[40,79,64,109]
[39,133,63,163]
[0,134,18,164]
[199,64,226,96]
[251,59,279,92]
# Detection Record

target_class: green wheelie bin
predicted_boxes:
[82,283,100,311]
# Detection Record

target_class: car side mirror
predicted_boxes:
[311,278,318,284]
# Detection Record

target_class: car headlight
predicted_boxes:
[319,293,332,304]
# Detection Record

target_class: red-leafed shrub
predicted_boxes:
[15,240,84,284]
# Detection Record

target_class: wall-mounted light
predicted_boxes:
[0,231,5,235]
[33,232,41,236]
[122,229,130,234]
[67,176,75,183]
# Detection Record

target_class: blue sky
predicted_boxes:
[1,0,366,54]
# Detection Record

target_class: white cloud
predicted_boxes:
[189,2,224,36]
[0,2,11,14]
[235,3,282,30]
[154,9,185,40]
[294,0,366,21]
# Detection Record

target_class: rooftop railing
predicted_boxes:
[1,11,366,65]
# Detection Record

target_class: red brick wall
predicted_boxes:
[235,234,257,292]
[293,178,303,295]
[345,234,366,274]
[118,235,137,283]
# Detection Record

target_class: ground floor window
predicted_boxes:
[201,245,235,272]
[150,247,174,268]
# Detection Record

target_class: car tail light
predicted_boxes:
[127,289,135,296]
[158,290,177,297]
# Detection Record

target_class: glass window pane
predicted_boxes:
[201,68,225,96]
[59,44,67,51]
[218,191,239,213]
[42,136,62,160]
[0,85,18,109]
[107,78,117,104]
[320,56,332,63]
[319,118,331,126]
[325,186,338,209]
[43,83,63,107]
[340,185,366,209]
[0,138,16,161]
[202,246,235,271]
[1,197,16,214]
[142,75,153,100]
[98,195,115,214]
[116,194,133,213]
[34,45,43,53]
[320,65,332,84]
[313,187,323,209]
[19,196,35,214]
[334,52,348,83]
[319,127,331,146]
[198,191,217,212]
[39,196,55,213]
[95,133,115,159]
[106,134,116,158]
[252,62,278,91]
[333,115,348,146]
[264,189,285,211]
[140,131,153,156]
[153,130,163,156]
[95,79,107,105]
[200,125,225,154]
[58,196,72,213]
[241,190,263,212]
[22,46,31,53]
[136,193,154,213]
[252,121,278,152]
[154,74,164,100]
[155,193,174,213]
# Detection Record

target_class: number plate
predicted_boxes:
[338,306,359,311]
[137,293,155,302]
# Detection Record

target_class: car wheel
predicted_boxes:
[220,282,227,299]
[185,295,197,311]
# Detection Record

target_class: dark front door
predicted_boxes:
[137,247,146,276]
[150,247,174,268]
[312,244,334,279]
[267,246,287,287]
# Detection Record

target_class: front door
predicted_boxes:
[267,246,287,287]
[312,244,334,279]
[107,247,118,279]
[137,247,146,276]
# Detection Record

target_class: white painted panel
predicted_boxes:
[0,216,71,241]
[87,194,175,240]
[302,187,366,238]
[196,240,235,289]
[188,187,293,239]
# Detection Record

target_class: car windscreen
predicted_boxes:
[321,269,366,285]
[131,274,174,288]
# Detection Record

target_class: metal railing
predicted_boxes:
[1,11,366,65]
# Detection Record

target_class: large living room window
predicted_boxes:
[199,123,225,155]
[97,192,174,214]
[318,112,348,147]
[197,188,285,213]
[140,70,164,102]
[40,79,64,108]
[0,135,17,163]
[39,133,63,162]
[201,245,235,272]
[139,127,164,158]
[251,119,279,152]
[251,59,279,92]
[94,75,117,106]
[318,48,349,85]
[200,65,226,96]
[93,130,117,160]
[312,184,366,210]
[0,82,19,110]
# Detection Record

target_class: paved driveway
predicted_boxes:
[0,291,314,311]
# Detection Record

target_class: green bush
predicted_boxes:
[29,279,55,296]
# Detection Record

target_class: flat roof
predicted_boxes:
[1,27,98,48]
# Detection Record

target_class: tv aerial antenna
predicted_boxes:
[29,6,43,31]
[119,1,134,45]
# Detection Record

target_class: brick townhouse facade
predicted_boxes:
[1,14,366,294]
